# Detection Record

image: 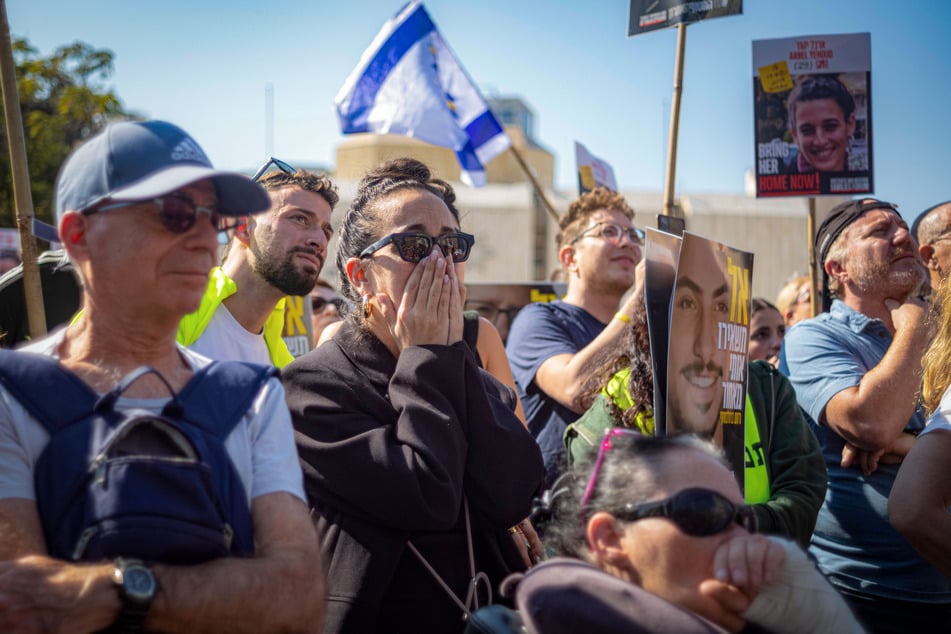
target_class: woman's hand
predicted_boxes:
[377,247,463,350]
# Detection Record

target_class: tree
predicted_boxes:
[0,38,133,229]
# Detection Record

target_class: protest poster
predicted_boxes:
[282,295,313,358]
[464,281,565,344]
[575,141,618,195]
[644,227,683,436]
[628,0,742,37]
[753,33,873,197]
[653,232,751,491]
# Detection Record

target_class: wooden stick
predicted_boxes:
[507,144,560,224]
[662,23,687,218]
[0,0,46,339]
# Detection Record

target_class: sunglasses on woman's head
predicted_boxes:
[359,231,475,263]
[615,487,756,537]
[251,156,296,182]
[87,195,227,234]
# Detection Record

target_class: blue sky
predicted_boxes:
[8,0,951,222]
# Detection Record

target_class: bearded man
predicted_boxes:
[178,165,337,366]
[779,198,950,632]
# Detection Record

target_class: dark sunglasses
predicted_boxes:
[312,296,348,312]
[252,156,296,182]
[87,195,226,234]
[571,222,645,246]
[359,231,475,263]
[615,487,756,537]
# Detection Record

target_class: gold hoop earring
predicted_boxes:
[362,295,371,319]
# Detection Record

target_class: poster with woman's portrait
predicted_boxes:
[752,33,872,197]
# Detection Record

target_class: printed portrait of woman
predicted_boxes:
[785,74,864,174]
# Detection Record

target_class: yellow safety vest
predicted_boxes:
[176,267,294,368]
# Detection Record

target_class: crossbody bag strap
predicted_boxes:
[406,497,492,621]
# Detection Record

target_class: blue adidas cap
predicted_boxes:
[55,120,270,223]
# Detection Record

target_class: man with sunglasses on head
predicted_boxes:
[177,157,337,367]
[780,198,950,632]
[507,187,643,483]
[0,120,323,632]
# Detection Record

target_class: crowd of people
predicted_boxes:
[0,118,948,634]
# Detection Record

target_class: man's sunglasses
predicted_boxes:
[615,487,757,537]
[359,231,475,263]
[572,222,645,246]
[252,156,296,182]
[465,300,522,323]
[312,296,348,312]
[86,195,228,234]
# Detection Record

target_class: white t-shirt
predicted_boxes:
[0,330,304,506]
[189,304,271,366]
[923,388,951,437]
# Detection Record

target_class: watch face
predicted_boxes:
[124,565,157,602]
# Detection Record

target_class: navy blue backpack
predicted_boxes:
[0,350,276,564]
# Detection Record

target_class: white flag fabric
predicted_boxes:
[575,141,618,194]
[335,1,511,187]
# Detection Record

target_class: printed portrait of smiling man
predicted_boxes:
[666,238,731,442]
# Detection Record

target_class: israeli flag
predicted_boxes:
[335,1,511,187]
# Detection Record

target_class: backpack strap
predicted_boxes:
[0,349,98,433]
[173,361,279,438]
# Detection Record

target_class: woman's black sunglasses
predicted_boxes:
[359,232,475,263]
[615,487,757,537]
[252,157,296,182]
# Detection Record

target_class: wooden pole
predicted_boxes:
[662,23,687,218]
[807,197,818,317]
[507,144,560,224]
[0,0,46,338]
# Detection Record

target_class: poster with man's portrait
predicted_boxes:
[752,32,872,197]
[648,232,752,492]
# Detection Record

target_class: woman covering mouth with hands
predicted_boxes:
[282,157,545,634]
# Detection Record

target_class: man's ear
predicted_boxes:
[559,244,578,272]
[585,512,629,567]
[920,244,939,271]
[233,217,252,246]
[59,211,89,258]
[825,258,847,285]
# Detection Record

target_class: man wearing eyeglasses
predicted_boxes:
[780,198,950,631]
[507,187,643,483]
[912,200,951,295]
[177,157,337,367]
[0,121,323,632]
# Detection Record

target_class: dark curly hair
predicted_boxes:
[335,157,460,308]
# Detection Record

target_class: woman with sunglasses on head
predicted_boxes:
[522,432,861,634]
[282,158,545,633]
[564,291,826,548]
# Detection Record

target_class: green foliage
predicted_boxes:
[0,38,133,229]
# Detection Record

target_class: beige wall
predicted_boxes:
[328,134,838,305]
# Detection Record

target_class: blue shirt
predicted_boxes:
[506,300,605,483]
[780,300,950,603]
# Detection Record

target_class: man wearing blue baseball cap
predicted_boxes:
[780,198,950,632]
[0,121,323,631]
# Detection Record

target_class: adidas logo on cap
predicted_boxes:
[170,138,210,164]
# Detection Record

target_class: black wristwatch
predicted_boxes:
[111,558,157,632]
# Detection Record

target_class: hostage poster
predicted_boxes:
[653,232,752,492]
[752,32,872,197]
